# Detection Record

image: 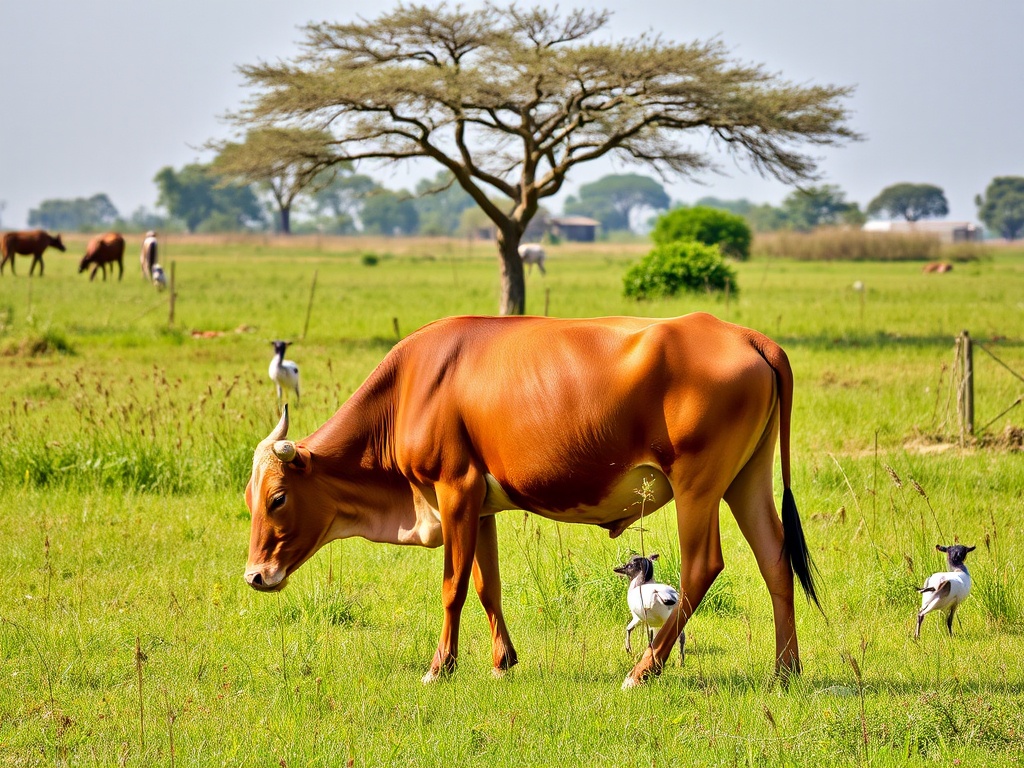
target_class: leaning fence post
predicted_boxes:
[168,261,177,327]
[956,330,974,441]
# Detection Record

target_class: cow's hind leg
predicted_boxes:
[624,490,724,688]
[723,428,800,677]
[472,514,518,676]
[424,471,486,683]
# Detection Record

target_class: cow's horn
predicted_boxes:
[266,404,290,443]
[272,440,297,463]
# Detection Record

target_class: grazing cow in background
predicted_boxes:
[518,243,546,275]
[243,312,819,688]
[78,232,125,281]
[922,262,953,273]
[0,230,66,276]
[140,231,158,279]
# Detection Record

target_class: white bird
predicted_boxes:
[268,340,300,409]
[613,553,684,659]
[151,264,167,291]
[915,543,975,639]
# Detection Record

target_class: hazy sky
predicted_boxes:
[2,0,1021,229]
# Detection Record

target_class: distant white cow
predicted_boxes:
[518,243,546,275]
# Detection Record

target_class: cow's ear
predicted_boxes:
[273,440,311,473]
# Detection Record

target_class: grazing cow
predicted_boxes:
[518,243,546,275]
[243,313,819,688]
[0,230,66,276]
[922,262,953,273]
[78,232,125,281]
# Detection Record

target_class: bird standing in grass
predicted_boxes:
[915,543,974,639]
[268,340,300,409]
[614,553,684,660]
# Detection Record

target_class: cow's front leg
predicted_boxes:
[472,514,517,676]
[423,472,485,683]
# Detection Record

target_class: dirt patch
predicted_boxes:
[904,424,1024,454]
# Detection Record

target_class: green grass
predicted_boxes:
[1,236,1024,766]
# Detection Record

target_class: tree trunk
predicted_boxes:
[497,230,526,316]
[280,205,291,235]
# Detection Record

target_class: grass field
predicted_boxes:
[1,235,1023,766]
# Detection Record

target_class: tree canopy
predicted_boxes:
[28,194,119,232]
[867,183,948,222]
[230,2,857,313]
[154,164,265,233]
[781,185,864,231]
[564,174,670,232]
[976,177,1024,240]
[211,127,339,234]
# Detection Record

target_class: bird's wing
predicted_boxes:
[650,585,679,608]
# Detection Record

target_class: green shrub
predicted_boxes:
[361,252,380,266]
[623,241,738,300]
[652,206,752,260]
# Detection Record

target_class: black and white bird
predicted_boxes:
[268,340,300,408]
[613,553,684,659]
[915,543,975,639]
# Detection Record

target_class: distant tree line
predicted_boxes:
[22,166,1024,241]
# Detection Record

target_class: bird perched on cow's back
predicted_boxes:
[613,553,684,660]
[915,543,975,639]
[268,340,300,409]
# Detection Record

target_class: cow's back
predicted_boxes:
[390,313,777,513]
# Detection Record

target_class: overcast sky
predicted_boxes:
[2,0,1021,229]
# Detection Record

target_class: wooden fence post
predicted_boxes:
[957,330,974,441]
[169,261,177,327]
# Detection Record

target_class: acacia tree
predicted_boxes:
[867,183,948,222]
[232,3,857,314]
[211,127,339,234]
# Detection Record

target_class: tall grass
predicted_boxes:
[749,228,999,263]
[1,239,1023,766]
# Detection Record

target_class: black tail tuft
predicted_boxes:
[782,487,823,614]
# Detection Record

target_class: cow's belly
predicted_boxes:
[484,465,674,525]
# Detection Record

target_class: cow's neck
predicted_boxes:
[303,354,434,547]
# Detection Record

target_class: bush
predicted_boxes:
[623,241,738,300]
[652,206,752,260]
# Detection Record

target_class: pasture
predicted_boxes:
[1,235,1023,766]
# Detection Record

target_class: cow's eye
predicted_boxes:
[268,494,286,512]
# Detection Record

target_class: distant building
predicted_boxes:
[863,220,983,243]
[549,215,600,243]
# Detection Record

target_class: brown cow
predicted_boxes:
[243,313,819,688]
[0,230,66,276]
[78,232,125,281]
[922,262,953,273]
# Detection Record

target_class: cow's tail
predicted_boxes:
[747,331,822,613]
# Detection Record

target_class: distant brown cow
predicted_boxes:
[0,230,66,276]
[922,262,953,273]
[78,233,125,281]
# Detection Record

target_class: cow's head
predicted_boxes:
[51,234,66,252]
[77,253,93,272]
[244,405,329,592]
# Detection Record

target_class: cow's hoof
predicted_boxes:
[621,676,640,690]
[422,670,440,684]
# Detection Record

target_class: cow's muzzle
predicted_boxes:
[244,568,287,592]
